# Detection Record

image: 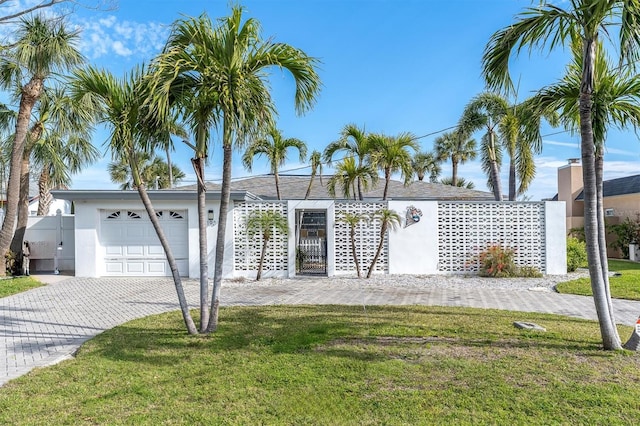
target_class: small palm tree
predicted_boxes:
[246,210,289,281]
[341,212,366,278]
[108,152,185,190]
[412,151,441,183]
[367,208,401,278]
[327,156,378,200]
[324,124,371,200]
[242,128,307,200]
[304,150,323,200]
[369,132,419,200]
[434,130,476,188]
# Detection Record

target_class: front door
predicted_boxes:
[296,210,327,275]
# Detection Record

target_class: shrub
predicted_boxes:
[518,266,543,278]
[567,237,587,272]
[478,245,518,277]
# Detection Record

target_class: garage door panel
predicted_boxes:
[125,262,145,274]
[147,261,167,274]
[125,245,144,256]
[105,262,124,274]
[148,245,164,256]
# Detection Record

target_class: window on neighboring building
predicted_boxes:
[605,208,615,217]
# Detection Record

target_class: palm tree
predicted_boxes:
[324,124,371,200]
[366,208,401,278]
[327,156,378,200]
[412,151,441,183]
[439,176,475,189]
[70,65,197,335]
[10,86,98,256]
[242,128,307,200]
[459,92,509,201]
[108,152,185,190]
[246,210,289,281]
[341,212,366,278]
[151,7,320,333]
[433,130,476,188]
[482,0,640,350]
[0,15,83,269]
[304,150,323,200]
[369,132,419,200]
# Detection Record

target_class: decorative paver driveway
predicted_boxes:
[2,276,640,387]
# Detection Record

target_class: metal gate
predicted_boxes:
[296,210,327,275]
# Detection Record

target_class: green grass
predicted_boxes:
[0,276,44,298]
[557,259,640,300]
[0,305,639,425]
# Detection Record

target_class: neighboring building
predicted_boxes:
[49,176,566,278]
[28,197,72,216]
[556,159,640,256]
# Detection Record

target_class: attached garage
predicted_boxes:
[100,209,188,276]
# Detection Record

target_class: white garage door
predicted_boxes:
[100,209,188,276]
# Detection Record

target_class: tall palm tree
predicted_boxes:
[369,132,418,200]
[482,0,640,350]
[246,210,289,281]
[0,15,83,268]
[151,7,320,333]
[412,151,441,183]
[10,85,98,256]
[242,128,307,200]
[324,124,371,200]
[304,150,323,200]
[460,92,509,201]
[433,129,476,188]
[108,152,185,190]
[327,156,378,200]
[70,65,197,335]
[366,208,401,278]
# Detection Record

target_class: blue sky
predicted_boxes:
[14,0,640,200]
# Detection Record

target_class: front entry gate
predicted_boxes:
[296,210,327,275]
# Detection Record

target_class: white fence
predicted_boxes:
[25,212,75,273]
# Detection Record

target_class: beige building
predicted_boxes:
[556,159,640,257]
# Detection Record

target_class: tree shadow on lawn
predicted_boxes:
[83,305,614,367]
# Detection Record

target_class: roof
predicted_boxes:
[50,189,258,202]
[575,174,640,200]
[178,175,495,201]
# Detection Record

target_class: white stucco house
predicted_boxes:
[48,175,567,278]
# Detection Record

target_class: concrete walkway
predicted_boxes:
[2,274,640,387]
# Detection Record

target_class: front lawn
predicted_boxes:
[556,259,640,300]
[0,276,44,298]
[0,306,638,425]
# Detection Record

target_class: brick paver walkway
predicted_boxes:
[2,275,640,386]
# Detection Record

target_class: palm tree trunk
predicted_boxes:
[207,123,233,333]
[451,159,458,187]
[304,170,316,200]
[37,168,52,216]
[595,153,615,324]
[257,237,268,281]
[274,171,281,200]
[192,156,209,331]
[580,38,621,350]
[350,226,361,278]
[382,169,391,200]
[0,77,42,273]
[489,131,503,201]
[9,152,31,264]
[508,158,516,201]
[136,182,198,335]
[367,223,387,278]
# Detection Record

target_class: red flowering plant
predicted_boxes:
[477,244,518,277]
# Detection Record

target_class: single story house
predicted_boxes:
[48,175,566,278]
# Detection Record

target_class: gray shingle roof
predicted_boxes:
[575,174,640,200]
[179,175,495,201]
